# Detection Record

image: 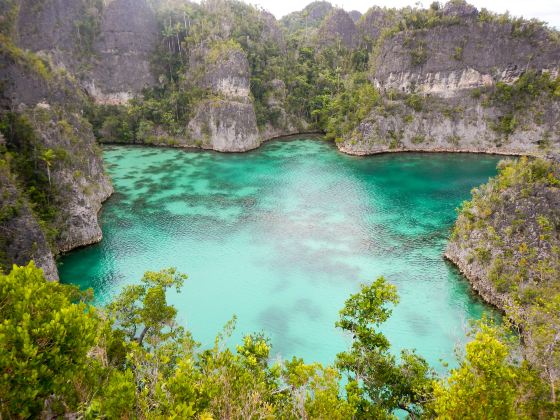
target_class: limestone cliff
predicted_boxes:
[0,36,112,278]
[87,0,159,104]
[0,156,58,280]
[186,44,260,152]
[339,2,560,156]
[316,9,358,49]
[16,0,159,104]
[445,157,560,383]
[280,1,333,33]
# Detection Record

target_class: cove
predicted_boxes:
[59,139,502,368]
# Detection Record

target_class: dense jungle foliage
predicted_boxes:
[0,262,555,418]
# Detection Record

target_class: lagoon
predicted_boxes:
[59,139,502,368]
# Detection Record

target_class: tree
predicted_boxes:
[432,321,550,419]
[336,277,435,418]
[40,148,55,189]
[107,267,187,347]
[0,262,98,418]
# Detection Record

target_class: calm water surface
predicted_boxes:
[59,139,502,368]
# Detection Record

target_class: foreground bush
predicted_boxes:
[0,263,555,418]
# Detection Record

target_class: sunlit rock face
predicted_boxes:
[373,19,560,96]
[187,45,261,152]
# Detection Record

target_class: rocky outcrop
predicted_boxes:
[373,19,560,95]
[446,158,560,300]
[348,10,362,23]
[186,43,261,151]
[258,79,312,140]
[338,91,560,156]
[28,108,113,252]
[87,0,159,104]
[280,1,333,33]
[316,9,358,49]
[445,157,560,381]
[16,0,86,72]
[200,48,251,99]
[357,6,401,43]
[188,100,260,152]
[16,0,159,104]
[340,3,560,156]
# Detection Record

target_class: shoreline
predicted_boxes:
[99,131,538,158]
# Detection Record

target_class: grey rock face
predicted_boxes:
[348,10,362,23]
[31,110,113,252]
[280,1,333,33]
[343,8,560,156]
[317,9,358,49]
[260,11,286,50]
[87,0,159,104]
[444,159,560,375]
[16,0,85,71]
[373,20,560,95]
[442,0,478,19]
[187,45,262,151]
[357,7,401,43]
[188,100,260,152]
[201,49,251,99]
[339,92,560,156]
[15,0,159,104]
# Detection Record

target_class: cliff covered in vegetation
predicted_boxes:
[446,156,560,403]
[0,7,112,279]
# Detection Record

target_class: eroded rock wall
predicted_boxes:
[0,158,58,280]
[187,45,261,151]
[16,0,159,104]
[373,20,560,96]
[338,92,560,155]
[0,41,112,278]
[340,5,560,156]
[87,0,159,104]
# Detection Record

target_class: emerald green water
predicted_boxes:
[59,139,501,368]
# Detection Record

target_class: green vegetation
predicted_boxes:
[475,71,560,137]
[433,320,550,417]
[0,0,19,37]
[316,73,380,142]
[1,262,557,418]
[0,34,52,80]
[73,0,104,59]
[490,71,560,109]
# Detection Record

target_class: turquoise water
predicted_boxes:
[59,139,501,369]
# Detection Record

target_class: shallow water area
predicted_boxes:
[59,139,503,368]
